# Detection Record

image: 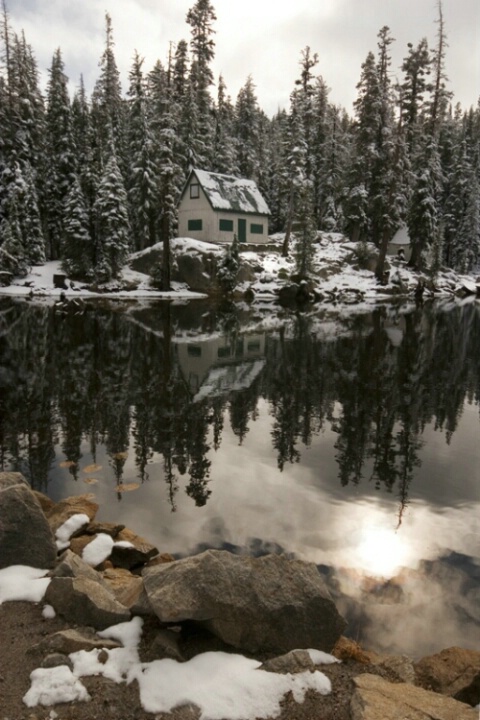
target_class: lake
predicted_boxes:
[1,295,479,658]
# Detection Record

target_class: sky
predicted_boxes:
[7,0,480,117]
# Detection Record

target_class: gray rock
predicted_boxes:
[44,576,130,630]
[31,628,121,656]
[144,628,184,663]
[40,653,73,671]
[375,654,416,684]
[351,673,477,720]
[260,649,317,674]
[143,550,346,655]
[52,549,110,589]
[0,472,57,569]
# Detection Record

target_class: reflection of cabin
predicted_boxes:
[177,169,271,244]
[174,333,266,400]
[388,225,412,261]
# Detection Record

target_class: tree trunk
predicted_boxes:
[282,186,294,258]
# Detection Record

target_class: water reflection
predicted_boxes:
[0,297,479,656]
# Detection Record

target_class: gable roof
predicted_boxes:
[183,169,271,216]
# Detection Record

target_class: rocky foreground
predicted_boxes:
[0,471,479,719]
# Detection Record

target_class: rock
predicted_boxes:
[376,654,415,684]
[32,490,56,514]
[101,568,151,614]
[40,653,73,671]
[332,636,371,664]
[46,494,99,535]
[83,521,125,538]
[146,553,176,567]
[351,673,477,720]
[415,647,480,707]
[142,550,346,655]
[69,534,99,558]
[260,649,317,674]
[143,628,184,663]
[51,549,110,590]
[44,576,130,630]
[0,472,57,569]
[109,528,158,569]
[31,628,121,656]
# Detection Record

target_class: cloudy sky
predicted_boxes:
[7,0,480,116]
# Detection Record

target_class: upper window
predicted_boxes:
[190,183,200,199]
[188,219,202,231]
[219,219,234,232]
[250,223,264,234]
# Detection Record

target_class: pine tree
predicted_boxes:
[212,74,238,174]
[127,51,159,251]
[0,191,27,275]
[400,38,431,153]
[93,149,130,282]
[235,75,261,180]
[186,0,216,165]
[62,175,93,279]
[408,134,443,271]
[91,13,125,171]
[217,232,240,293]
[294,180,316,278]
[43,48,76,259]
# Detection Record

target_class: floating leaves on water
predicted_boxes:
[84,477,99,485]
[83,464,102,474]
[115,482,140,493]
[59,460,76,468]
[112,451,128,461]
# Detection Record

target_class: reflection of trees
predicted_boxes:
[1,299,480,510]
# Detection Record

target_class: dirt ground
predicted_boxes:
[0,600,398,720]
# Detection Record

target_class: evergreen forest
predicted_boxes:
[0,0,479,285]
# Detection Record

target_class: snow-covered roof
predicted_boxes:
[390,225,411,246]
[186,169,271,216]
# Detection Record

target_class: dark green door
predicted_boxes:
[238,218,246,243]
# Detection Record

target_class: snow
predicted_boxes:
[42,604,56,619]
[68,616,332,719]
[55,513,90,549]
[23,666,90,707]
[132,652,331,719]
[193,169,271,216]
[7,570,335,718]
[0,232,475,309]
[0,565,51,604]
[306,649,340,665]
[81,533,114,566]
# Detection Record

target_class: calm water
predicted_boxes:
[1,296,479,658]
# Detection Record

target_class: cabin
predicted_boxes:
[388,225,412,262]
[177,169,271,245]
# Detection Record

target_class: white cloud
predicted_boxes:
[6,0,479,115]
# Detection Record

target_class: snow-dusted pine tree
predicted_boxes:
[44,47,76,258]
[62,175,93,279]
[127,51,159,251]
[93,148,130,282]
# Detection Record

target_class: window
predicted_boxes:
[190,183,199,199]
[247,341,261,353]
[219,219,234,232]
[250,223,264,235]
[187,345,202,357]
[188,219,202,231]
[217,346,231,358]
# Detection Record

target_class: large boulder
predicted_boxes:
[351,673,477,720]
[415,647,480,707]
[0,472,57,569]
[44,576,131,630]
[142,550,346,654]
